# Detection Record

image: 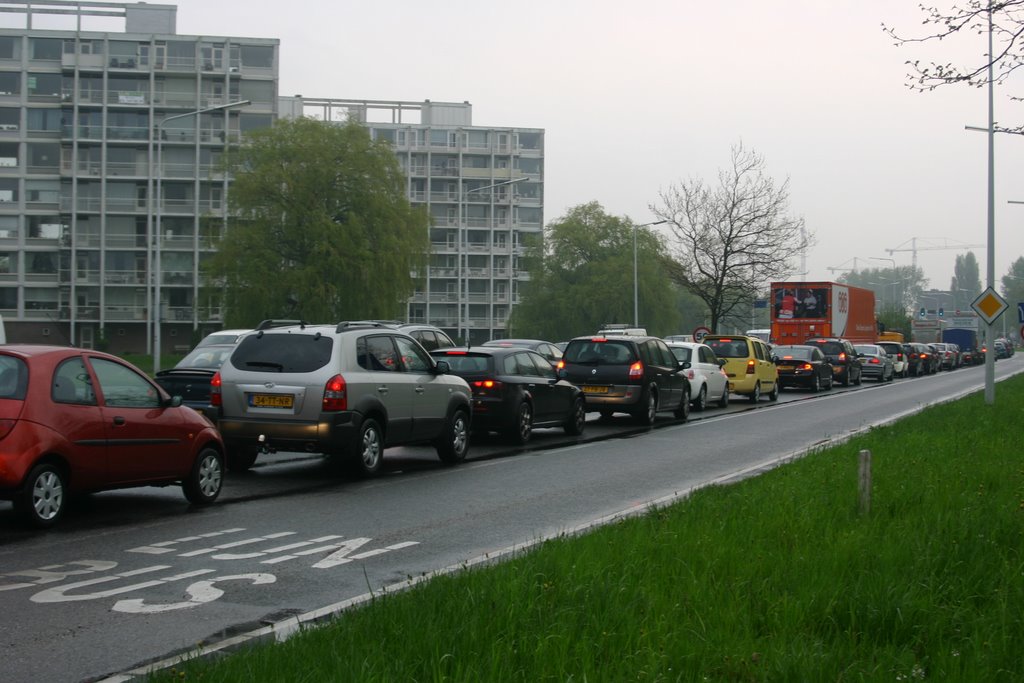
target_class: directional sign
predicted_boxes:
[693,326,711,343]
[971,287,1008,325]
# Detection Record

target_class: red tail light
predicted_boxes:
[323,374,347,411]
[210,371,222,406]
[0,418,16,440]
[629,361,644,379]
[838,352,846,362]
[870,357,880,364]
[746,359,756,374]
[800,363,813,371]
[472,379,503,391]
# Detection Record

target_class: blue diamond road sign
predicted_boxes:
[1019,302,1024,324]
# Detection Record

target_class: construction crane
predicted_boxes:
[885,237,983,271]
[826,256,865,275]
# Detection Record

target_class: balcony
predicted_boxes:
[105,304,146,320]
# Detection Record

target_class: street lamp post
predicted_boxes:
[633,220,667,327]
[151,99,249,374]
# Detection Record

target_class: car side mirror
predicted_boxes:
[557,368,568,380]
[717,358,727,367]
[434,359,450,374]
[165,395,183,408]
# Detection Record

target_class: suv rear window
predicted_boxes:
[230,333,333,373]
[563,340,636,365]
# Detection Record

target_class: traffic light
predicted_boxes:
[938,307,944,317]
[919,307,926,318]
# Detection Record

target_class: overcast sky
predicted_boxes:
[26,1,1024,293]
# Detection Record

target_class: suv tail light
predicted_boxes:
[629,361,644,380]
[210,371,222,406]
[323,374,347,411]
[746,359,756,374]
[471,379,504,396]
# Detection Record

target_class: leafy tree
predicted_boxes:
[1001,256,1024,309]
[951,251,982,310]
[651,143,811,334]
[205,117,429,326]
[507,202,681,340]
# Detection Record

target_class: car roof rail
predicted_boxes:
[334,320,397,333]
[255,319,308,331]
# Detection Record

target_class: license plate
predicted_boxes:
[582,385,609,394]
[250,393,294,408]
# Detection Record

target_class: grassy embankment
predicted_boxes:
[155,374,1024,681]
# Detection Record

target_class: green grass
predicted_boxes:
[154,375,1024,682]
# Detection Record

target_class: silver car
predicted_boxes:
[212,321,472,476]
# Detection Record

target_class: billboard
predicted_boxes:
[772,285,829,320]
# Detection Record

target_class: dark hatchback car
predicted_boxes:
[803,337,863,386]
[155,342,238,418]
[557,334,690,425]
[772,344,834,392]
[431,347,585,444]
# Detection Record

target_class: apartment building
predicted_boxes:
[0,1,277,353]
[281,97,544,346]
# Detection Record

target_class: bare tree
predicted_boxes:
[884,2,1024,128]
[651,143,811,333]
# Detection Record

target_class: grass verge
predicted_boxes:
[154,375,1024,682]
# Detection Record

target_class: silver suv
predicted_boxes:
[211,320,472,475]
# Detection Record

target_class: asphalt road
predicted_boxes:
[0,357,1020,683]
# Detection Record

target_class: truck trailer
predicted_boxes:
[943,328,981,365]
[770,281,877,344]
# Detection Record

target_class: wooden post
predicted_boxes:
[858,449,872,515]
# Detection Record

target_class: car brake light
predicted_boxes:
[556,359,565,370]
[446,350,467,355]
[838,352,846,362]
[801,363,812,371]
[870,358,880,364]
[0,418,15,440]
[323,374,347,411]
[629,361,644,379]
[746,359,755,374]
[472,379,502,389]
[210,371,222,406]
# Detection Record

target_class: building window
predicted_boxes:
[239,45,273,68]
[30,38,61,61]
[0,72,20,96]
[0,37,16,60]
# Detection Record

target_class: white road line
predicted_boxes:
[127,528,247,554]
[178,532,296,557]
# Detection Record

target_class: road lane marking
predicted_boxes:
[178,532,296,557]
[31,567,215,603]
[128,529,247,554]
[0,560,118,592]
[212,535,345,561]
[113,573,277,614]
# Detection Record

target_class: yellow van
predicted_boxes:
[703,334,779,402]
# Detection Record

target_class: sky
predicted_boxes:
[18,0,1024,293]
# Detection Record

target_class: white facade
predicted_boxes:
[0,0,278,350]
[283,97,544,344]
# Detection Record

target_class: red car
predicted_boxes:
[0,345,225,528]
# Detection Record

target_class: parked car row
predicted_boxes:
[4,322,1013,530]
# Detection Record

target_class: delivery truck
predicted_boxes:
[770,281,877,344]
[942,327,981,365]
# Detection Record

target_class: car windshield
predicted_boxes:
[855,345,879,356]
[438,353,491,374]
[175,346,235,369]
[774,346,813,361]
[808,341,844,356]
[563,340,635,365]
[669,346,692,363]
[705,339,749,358]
